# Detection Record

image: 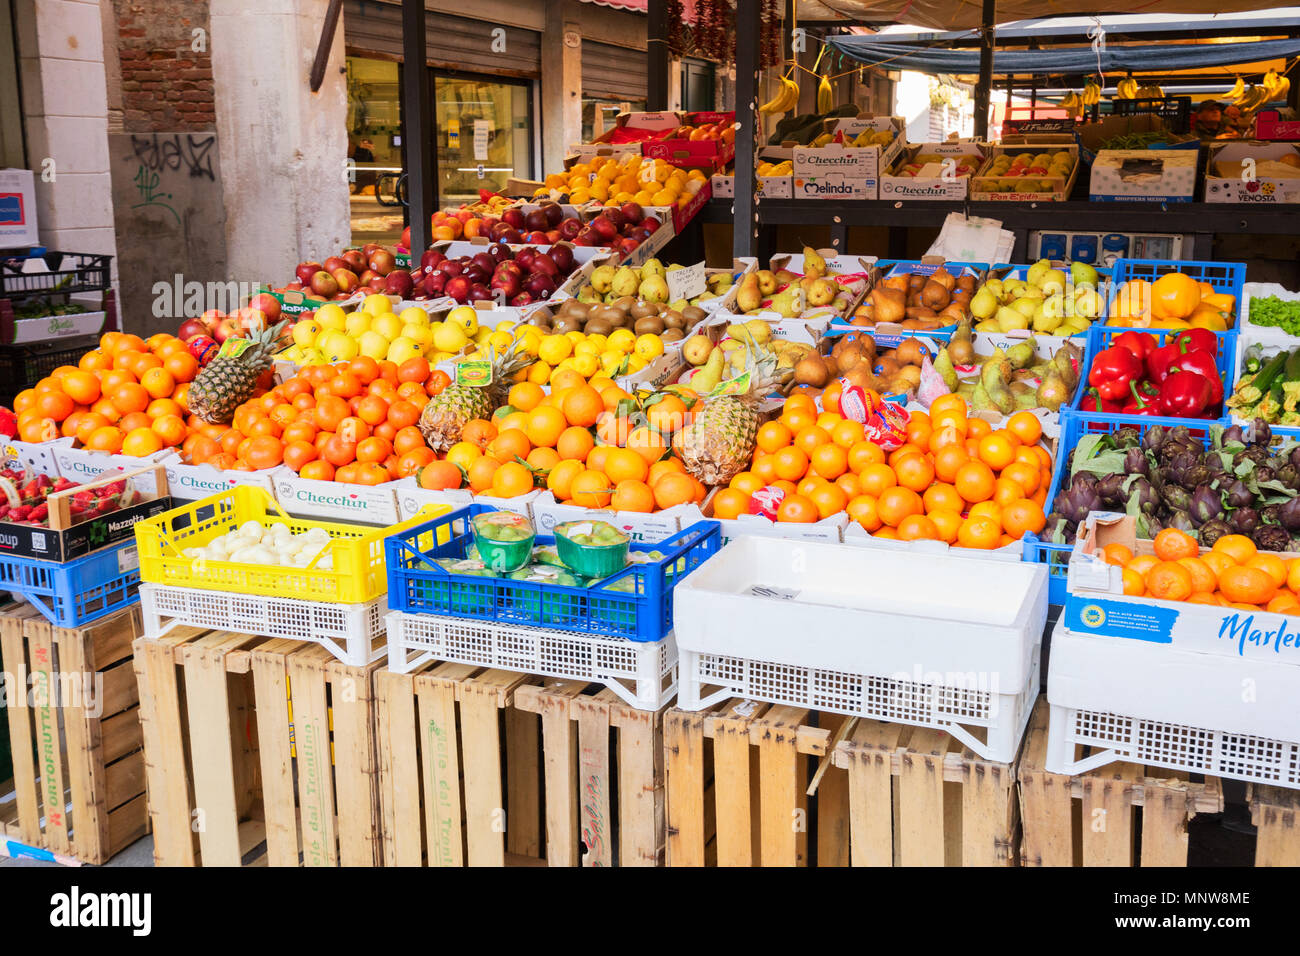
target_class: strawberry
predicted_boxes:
[51,477,75,492]
[29,503,48,523]
[11,505,31,520]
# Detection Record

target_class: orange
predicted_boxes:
[355,395,389,427]
[809,483,848,520]
[905,420,932,450]
[1202,551,1236,578]
[626,427,667,465]
[507,382,544,412]
[756,421,792,454]
[356,437,393,463]
[1267,592,1300,615]
[151,414,187,447]
[1000,462,1040,496]
[857,462,897,497]
[969,501,1002,523]
[797,475,828,499]
[492,461,535,498]
[564,469,609,508]
[931,444,969,484]
[730,471,765,497]
[897,514,939,541]
[751,453,778,484]
[652,472,698,510]
[487,429,531,463]
[923,483,963,514]
[809,443,849,481]
[611,479,656,514]
[526,405,567,448]
[387,400,421,429]
[776,494,818,524]
[993,477,1027,508]
[1006,411,1042,447]
[524,446,560,472]
[460,419,498,450]
[1288,559,1300,593]
[35,390,75,422]
[772,446,810,482]
[18,417,58,443]
[834,472,862,500]
[555,425,595,463]
[1121,568,1146,597]
[780,406,817,433]
[846,495,881,532]
[712,488,752,520]
[929,394,967,419]
[887,443,924,469]
[649,458,686,487]
[792,426,830,457]
[646,395,688,434]
[894,454,934,493]
[830,419,865,449]
[604,447,649,484]
[1247,554,1289,588]
[1102,543,1135,567]
[163,352,199,383]
[957,515,1002,550]
[1145,561,1194,602]
[562,386,604,428]
[60,370,101,405]
[847,440,886,474]
[1176,557,1217,595]
[877,486,923,528]
[930,410,968,435]
[327,373,362,399]
[282,440,318,472]
[246,435,285,469]
[321,435,358,468]
[929,509,962,544]
[1126,554,1160,577]
[1218,565,1276,606]
[954,460,995,503]
[547,459,584,499]
[121,427,164,457]
[295,460,332,481]
[1153,528,1198,562]
[977,434,1017,471]
[72,412,112,445]
[466,456,502,493]
[140,367,175,400]
[1212,534,1257,565]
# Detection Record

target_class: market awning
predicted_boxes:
[797,0,1300,31]
[826,34,1300,75]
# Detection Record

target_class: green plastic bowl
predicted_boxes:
[553,520,630,579]
[471,512,536,573]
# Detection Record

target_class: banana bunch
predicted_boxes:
[1082,81,1102,106]
[1116,76,1139,100]
[851,128,894,147]
[760,72,800,115]
[1262,69,1290,105]
[817,74,833,114]
[1226,77,1245,101]
[1135,85,1165,98]
[757,160,792,176]
[1061,91,1083,113]
[1232,75,1286,115]
[811,132,834,147]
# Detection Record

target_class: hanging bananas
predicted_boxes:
[1061,91,1082,113]
[759,71,800,115]
[1082,80,1102,106]
[1116,76,1138,100]
[1226,76,1244,101]
[817,73,833,114]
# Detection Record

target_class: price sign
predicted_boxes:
[666,261,707,301]
[473,120,491,161]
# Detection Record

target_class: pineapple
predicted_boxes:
[675,344,791,485]
[419,343,532,452]
[188,321,289,424]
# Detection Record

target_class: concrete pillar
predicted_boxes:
[210,0,349,285]
[667,58,682,112]
[540,0,582,177]
[12,0,117,262]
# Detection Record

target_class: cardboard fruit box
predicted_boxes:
[970,137,1080,202]
[878,140,988,201]
[1065,513,1300,665]
[821,113,905,176]
[642,110,736,170]
[567,111,684,163]
[1254,111,1300,142]
[0,463,173,562]
[1204,140,1300,204]
[1088,148,1198,202]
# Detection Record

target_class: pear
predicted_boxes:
[984,278,1004,300]
[640,275,670,304]
[802,246,827,279]
[767,290,798,318]
[1003,279,1029,300]
[1070,261,1099,288]
[756,269,778,295]
[668,298,690,313]
[1074,288,1103,319]
[611,266,640,298]
[683,335,713,366]
[970,286,999,320]
[735,272,762,313]
[1011,298,1039,320]
[1032,294,1066,333]
[1039,269,1068,296]
[996,305,1030,332]
[691,347,726,393]
[641,258,666,279]
[743,319,772,343]
[589,264,617,294]
[1025,259,1052,287]
[805,277,836,307]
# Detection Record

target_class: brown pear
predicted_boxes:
[930,267,957,292]
[870,287,906,324]
[882,274,910,292]
[920,279,950,309]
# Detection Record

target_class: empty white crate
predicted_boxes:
[672,537,1048,761]
[1046,619,1300,788]
[384,610,677,711]
[139,583,387,666]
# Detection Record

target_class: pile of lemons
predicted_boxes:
[281,295,494,365]
[538,154,708,210]
[466,323,666,385]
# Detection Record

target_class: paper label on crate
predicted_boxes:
[216,337,254,360]
[748,584,801,601]
[117,544,140,574]
[666,261,706,301]
[731,700,758,717]
[1066,597,1177,643]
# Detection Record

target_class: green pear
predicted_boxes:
[1070,261,1099,288]
[666,263,684,272]
[1032,294,1066,333]
[975,318,1002,333]
[589,264,617,294]
[970,286,998,320]
[611,266,640,298]
[641,258,666,279]
[1003,279,1029,300]
[1074,288,1103,319]
[668,298,690,312]
[984,278,1004,300]
[639,276,670,303]
[997,306,1030,332]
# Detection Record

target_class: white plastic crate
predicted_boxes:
[672,537,1048,761]
[1046,621,1300,788]
[139,583,387,666]
[384,610,676,711]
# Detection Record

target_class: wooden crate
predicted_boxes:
[1249,784,1300,867]
[133,628,382,866]
[664,698,1019,866]
[373,662,665,866]
[0,602,148,864]
[1018,699,1226,867]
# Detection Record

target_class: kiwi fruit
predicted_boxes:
[662,328,685,342]
[662,310,686,330]
[681,305,707,325]
[630,301,660,320]
[612,296,638,312]
[527,312,552,327]
[553,316,581,333]
[584,317,612,336]
[634,316,665,335]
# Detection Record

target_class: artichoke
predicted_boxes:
[1290,445,1300,470]
[1183,461,1215,489]
[1261,504,1283,526]
[1231,507,1260,535]
[1097,473,1126,507]
[1252,523,1291,553]
[1253,418,1273,448]
[1113,427,1141,448]
[1278,464,1300,491]
[1190,484,1225,525]
[1279,497,1300,532]
[1123,447,1149,477]
[1225,479,1254,509]
[1141,425,1166,455]
[1161,484,1192,512]
[1256,466,1277,485]
[1199,519,1232,546]
[1167,510,1197,534]
[1221,424,1245,447]
[1060,484,1102,525]
[1043,513,1070,544]
[1128,477,1160,516]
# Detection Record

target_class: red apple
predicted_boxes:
[199,308,224,330]
[557,218,581,241]
[178,317,210,342]
[212,317,241,343]
[619,202,644,226]
[310,271,339,298]
[384,270,415,298]
[331,268,359,294]
[444,276,471,302]
[247,293,282,322]
[324,256,348,274]
[342,249,366,272]
[368,249,396,276]
[295,262,323,285]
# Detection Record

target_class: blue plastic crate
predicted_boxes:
[385,505,722,643]
[1073,323,1237,414]
[0,538,140,627]
[1110,258,1245,306]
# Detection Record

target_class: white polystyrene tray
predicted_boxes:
[672,535,1047,685]
[1240,281,1300,351]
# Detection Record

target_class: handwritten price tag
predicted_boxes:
[666,261,707,301]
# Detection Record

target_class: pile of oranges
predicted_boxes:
[201,356,452,482]
[714,392,1051,547]
[415,371,708,510]
[12,331,203,456]
[1107,529,1300,613]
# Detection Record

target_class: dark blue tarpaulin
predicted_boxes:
[826,35,1300,75]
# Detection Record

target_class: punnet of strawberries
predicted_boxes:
[0,469,136,527]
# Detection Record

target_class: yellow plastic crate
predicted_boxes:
[135,485,450,604]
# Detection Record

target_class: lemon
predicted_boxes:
[488,330,514,355]
[371,312,404,340]
[430,351,456,362]
[387,336,424,364]
[344,311,372,337]
[574,340,601,359]
[401,324,432,347]
[320,330,358,362]
[473,326,493,345]
[607,328,636,353]
[627,355,648,373]
[600,350,628,376]
[447,305,479,336]
[400,306,430,327]
[291,318,320,347]
[585,333,608,351]
[564,330,586,347]
[362,293,391,317]
[572,353,599,377]
[495,319,517,333]
[358,330,391,360]
[538,334,573,365]
[315,303,347,331]
[635,333,664,360]
[526,361,552,385]
[433,322,469,352]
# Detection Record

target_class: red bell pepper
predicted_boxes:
[1172,328,1218,357]
[1088,346,1143,402]
[1166,348,1223,405]
[1121,380,1161,416]
[1079,388,1124,414]
[1158,371,1213,418]
[1113,330,1156,362]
